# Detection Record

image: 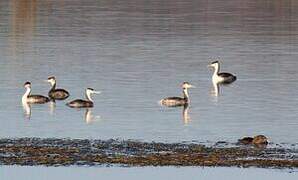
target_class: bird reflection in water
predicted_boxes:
[83,108,101,124]
[22,101,31,119]
[182,104,191,124]
[85,108,94,124]
[22,100,57,120]
[49,100,56,115]
[210,81,220,97]
[159,103,192,125]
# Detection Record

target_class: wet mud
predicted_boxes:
[0,138,297,168]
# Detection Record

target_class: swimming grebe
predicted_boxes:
[160,82,195,107]
[208,61,236,84]
[22,82,50,104]
[66,88,100,108]
[46,76,69,100]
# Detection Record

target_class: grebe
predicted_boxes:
[66,88,100,108]
[160,82,195,107]
[208,61,236,84]
[22,82,50,104]
[46,76,69,100]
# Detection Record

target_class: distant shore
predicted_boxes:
[0,138,297,168]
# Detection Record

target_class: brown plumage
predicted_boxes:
[66,88,100,108]
[47,76,69,100]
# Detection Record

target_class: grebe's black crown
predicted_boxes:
[47,76,55,80]
[181,82,194,89]
[211,60,219,64]
[24,81,31,86]
[87,88,94,91]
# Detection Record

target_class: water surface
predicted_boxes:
[0,0,298,143]
[1,166,297,180]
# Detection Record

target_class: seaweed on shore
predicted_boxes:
[0,138,297,168]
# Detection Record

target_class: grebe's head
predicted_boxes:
[47,76,56,86]
[86,88,101,95]
[24,81,31,88]
[181,82,195,89]
[208,60,219,69]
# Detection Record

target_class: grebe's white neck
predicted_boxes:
[50,79,56,87]
[212,63,220,78]
[183,88,189,102]
[22,87,31,103]
[47,79,56,90]
[85,89,93,102]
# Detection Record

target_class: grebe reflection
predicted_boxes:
[182,104,191,124]
[22,99,57,119]
[22,101,31,119]
[49,100,56,115]
[85,108,101,124]
[210,81,220,97]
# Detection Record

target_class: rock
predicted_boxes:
[238,135,268,146]
[238,137,254,145]
[252,135,268,145]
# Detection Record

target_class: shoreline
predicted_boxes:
[0,138,297,168]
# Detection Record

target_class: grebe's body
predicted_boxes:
[208,61,236,84]
[160,82,194,107]
[66,88,100,108]
[22,82,50,104]
[47,76,69,100]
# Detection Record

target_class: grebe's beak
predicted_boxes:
[93,91,101,94]
[189,84,196,88]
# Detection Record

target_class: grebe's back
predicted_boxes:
[160,97,186,107]
[67,99,94,108]
[217,72,237,84]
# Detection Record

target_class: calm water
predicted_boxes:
[0,0,298,143]
[1,166,297,180]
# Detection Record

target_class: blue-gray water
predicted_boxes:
[1,166,297,180]
[0,0,298,144]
